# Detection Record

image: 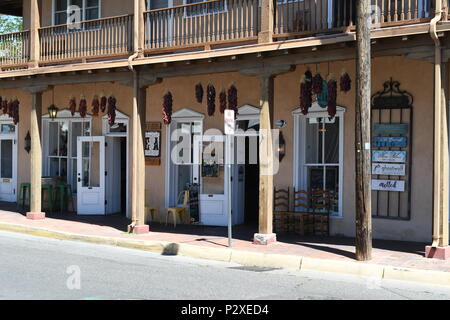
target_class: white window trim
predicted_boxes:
[292,102,345,218]
[0,115,18,202]
[52,0,102,26]
[164,108,204,208]
[42,110,92,193]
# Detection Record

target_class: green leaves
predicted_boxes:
[0,15,23,34]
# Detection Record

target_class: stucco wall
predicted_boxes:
[5,55,435,243]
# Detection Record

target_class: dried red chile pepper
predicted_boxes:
[162,92,173,125]
[207,84,216,117]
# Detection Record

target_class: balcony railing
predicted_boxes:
[0,0,437,70]
[0,30,30,69]
[274,0,433,38]
[39,14,133,64]
[144,0,260,52]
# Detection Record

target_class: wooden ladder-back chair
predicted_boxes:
[311,189,331,236]
[273,187,290,233]
[292,189,313,235]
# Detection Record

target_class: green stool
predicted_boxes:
[17,183,31,210]
[54,184,74,213]
[41,184,55,213]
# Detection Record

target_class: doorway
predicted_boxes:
[0,121,17,202]
[105,136,127,215]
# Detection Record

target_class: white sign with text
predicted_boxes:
[372,163,406,176]
[372,179,405,192]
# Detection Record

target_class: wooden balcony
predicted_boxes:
[144,0,261,53]
[0,0,437,71]
[0,31,30,70]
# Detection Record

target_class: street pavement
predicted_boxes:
[1,230,450,300]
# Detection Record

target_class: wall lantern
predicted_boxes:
[48,104,59,120]
[277,131,286,163]
[24,131,31,153]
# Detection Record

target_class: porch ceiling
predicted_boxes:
[0,0,22,17]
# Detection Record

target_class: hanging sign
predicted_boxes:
[373,123,408,135]
[372,136,407,148]
[372,179,405,192]
[372,150,406,163]
[372,163,406,176]
[224,109,235,135]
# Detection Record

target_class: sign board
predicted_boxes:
[224,110,235,135]
[372,163,406,176]
[372,179,405,192]
[372,136,407,148]
[373,123,408,135]
[372,150,406,163]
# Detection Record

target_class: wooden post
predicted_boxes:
[133,0,145,57]
[355,0,372,261]
[254,74,277,245]
[128,71,149,234]
[258,0,274,43]
[29,0,41,68]
[25,87,48,220]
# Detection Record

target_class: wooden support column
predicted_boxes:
[426,46,450,259]
[128,71,149,234]
[254,74,276,245]
[258,0,274,43]
[29,0,41,68]
[25,86,48,220]
[355,0,372,261]
[133,0,146,57]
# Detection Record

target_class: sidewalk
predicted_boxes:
[1,207,450,286]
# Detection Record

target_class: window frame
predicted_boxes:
[52,0,102,27]
[42,111,92,194]
[182,0,228,18]
[292,103,345,217]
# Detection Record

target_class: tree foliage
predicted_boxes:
[0,15,23,34]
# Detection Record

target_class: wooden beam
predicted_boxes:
[355,0,372,261]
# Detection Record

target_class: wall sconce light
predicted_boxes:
[48,104,59,120]
[278,131,286,163]
[275,120,287,128]
[24,131,31,153]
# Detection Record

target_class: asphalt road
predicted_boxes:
[1,230,450,300]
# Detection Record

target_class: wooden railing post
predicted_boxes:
[258,0,274,43]
[29,0,41,68]
[134,0,146,56]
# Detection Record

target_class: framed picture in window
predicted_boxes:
[145,122,162,166]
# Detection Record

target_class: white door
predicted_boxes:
[194,135,229,226]
[77,136,106,215]
[0,137,16,202]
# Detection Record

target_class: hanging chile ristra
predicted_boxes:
[300,75,312,115]
[7,99,13,117]
[91,95,100,117]
[219,89,227,114]
[195,83,204,103]
[312,73,324,94]
[1,97,6,114]
[12,98,19,125]
[207,84,216,116]
[79,95,88,118]
[162,92,173,125]
[107,95,117,126]
[227,84,238,116]
[327,76,337,119]
[69,96,77,116]
[340,70,352,93]
[100,92,107,113]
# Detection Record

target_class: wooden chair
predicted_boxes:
[311,189,331,236]
[166,190,190,228]
[292,189,313,235]
[273,187,290,233]
[145,189,160,224]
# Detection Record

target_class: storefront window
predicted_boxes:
[44,118,91,193]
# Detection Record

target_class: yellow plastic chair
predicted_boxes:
[166,190,189,228]
[145,189,160,224]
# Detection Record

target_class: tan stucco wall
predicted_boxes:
[6,55,435,243]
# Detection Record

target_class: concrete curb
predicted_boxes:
[1,221,449,287]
